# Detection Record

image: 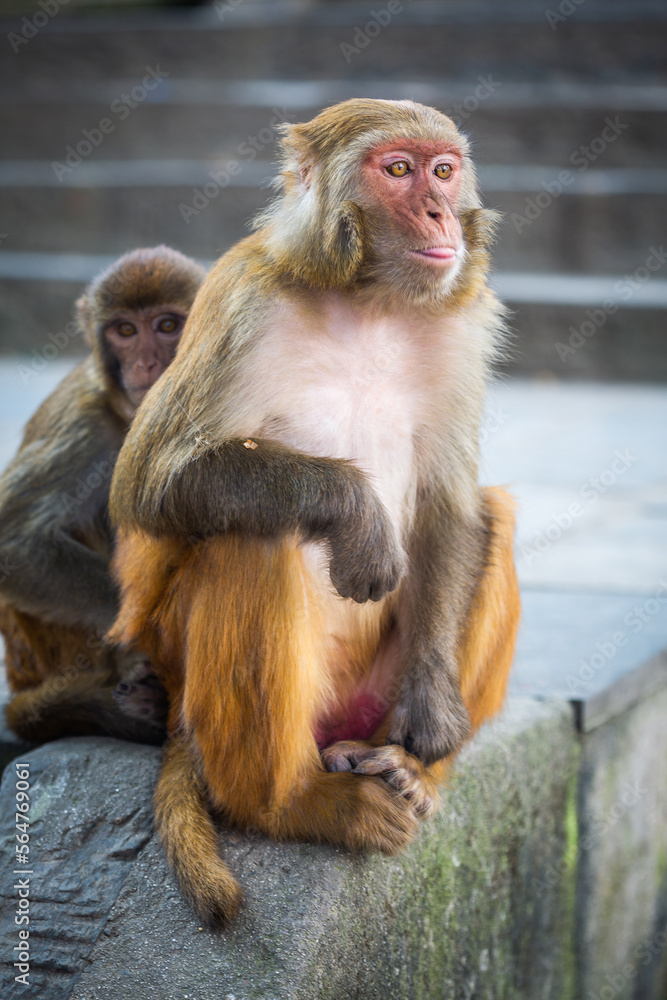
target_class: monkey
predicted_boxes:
[0,245,206,745]
[108,99,521,925]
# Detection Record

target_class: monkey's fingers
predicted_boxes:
[328,502,406,604]
[322,741,436,818]
[321,739,375,772]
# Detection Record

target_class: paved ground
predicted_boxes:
[0,359,665,708]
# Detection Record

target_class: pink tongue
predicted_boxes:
[420,247,456,259]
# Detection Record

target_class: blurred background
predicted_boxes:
[0,0,665,381]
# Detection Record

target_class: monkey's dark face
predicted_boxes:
[357,139,465,292]
[103,307,186,408]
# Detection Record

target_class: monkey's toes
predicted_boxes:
[323,741,436,819]
[354,778,421,852]
[113,673,168,723]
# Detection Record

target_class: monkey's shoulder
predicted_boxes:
[19,358,118,445]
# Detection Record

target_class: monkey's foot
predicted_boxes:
[388,677,472,766]
[321,740,437,818]
[113,660,168,725]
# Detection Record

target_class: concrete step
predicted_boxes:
[1,274,665,381]
[1,93,665,167]
[1,177,664,278]
[1,2,666,86]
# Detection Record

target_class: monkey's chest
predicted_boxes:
[252,335,423,533]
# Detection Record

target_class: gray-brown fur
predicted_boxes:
[0,246,204,741]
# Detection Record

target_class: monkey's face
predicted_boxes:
[103,307,187,409]
[356,139,465,294]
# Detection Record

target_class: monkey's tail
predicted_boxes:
[155,735,243,927]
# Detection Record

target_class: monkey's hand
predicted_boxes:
[387,659,471,766]
[327,492,405,603]
[322,741,437,818]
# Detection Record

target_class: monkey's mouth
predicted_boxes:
[412,247,458,261]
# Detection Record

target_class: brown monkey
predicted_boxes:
[109,100,520,924]
[0,246,205,744]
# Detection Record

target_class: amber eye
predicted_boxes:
[434,163,453,180]
[157,316,179,334]
[386,161,409,178]
[116,321,137,338]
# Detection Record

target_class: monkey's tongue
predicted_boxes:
[417,246,457,259]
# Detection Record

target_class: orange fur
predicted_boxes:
[111,485,519,923]
[460,486,520,729]
[1,603,111,693]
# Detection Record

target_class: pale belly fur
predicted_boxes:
[224,294,464,742]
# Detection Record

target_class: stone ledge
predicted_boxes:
[0,699,576,1000]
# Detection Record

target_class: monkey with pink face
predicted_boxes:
[108,100,520,925]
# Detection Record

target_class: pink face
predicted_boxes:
[103,307,187,408]
[360,139,464,267]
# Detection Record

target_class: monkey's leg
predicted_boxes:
[5,668,166,745]
[324,487,519,795]
[182,536,419,837]
[143,534,419,925]
[458,486,520,730]
[388,484,520,765]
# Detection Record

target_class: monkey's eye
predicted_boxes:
[434,163,453,180]
[386,161,410,178]
[116,322,137,337]
[157,317,180,334]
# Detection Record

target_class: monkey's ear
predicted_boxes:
[460,208,502,252]
[320,200,366,290]
[75,293,96,348]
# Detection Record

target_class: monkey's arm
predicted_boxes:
[110,260,404,602]
[0,363,123,633]
[387,490,489,764]
[113,435,404,604]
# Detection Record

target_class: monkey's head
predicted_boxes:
[258,99,499,309]
[76,246,206,415]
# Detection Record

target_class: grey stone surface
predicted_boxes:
[0,700,577,1000]
[576,684,667,1000]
